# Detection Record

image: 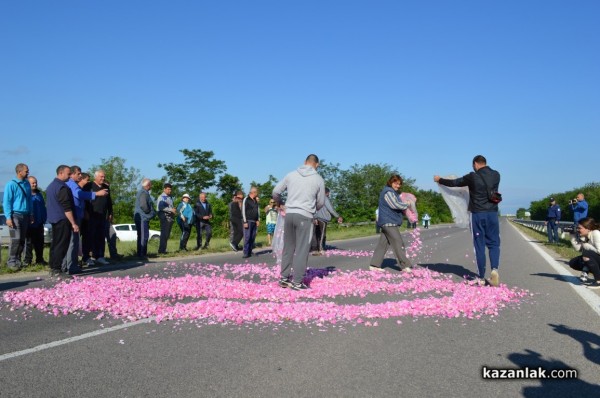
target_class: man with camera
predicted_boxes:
[434,155,501,287]
[570,193,588,227]
[545,197,561,244]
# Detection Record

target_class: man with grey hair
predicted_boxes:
[134,178,156,259]
[86,169,112,265]
[2,163,32,271]
[272,154,326,290]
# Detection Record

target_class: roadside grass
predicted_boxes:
[0,223,381,275]
[512,222,579,260]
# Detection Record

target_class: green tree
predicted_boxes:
[89,156,141,223]
[516,208,527,219]
[158,149,227,194]
[216,173,243,199]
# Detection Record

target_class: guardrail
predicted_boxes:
[511,219,574,239]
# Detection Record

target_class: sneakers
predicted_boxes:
[278,277,293,288]
[229,242,238,252]
[587,281,600,290]
[403,266,413,273]
[490,269,500,287]
[290,282,309,291]
[369,265,385,272]
[580,272,589,283]
[95,257,110,265]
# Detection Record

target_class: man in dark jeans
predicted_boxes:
[194,192,213,250]
[435,155,501,287]
[46,165,78,278]
[242,187,260,258]
[156,183,176,254]
[228,191,244,251]
[545,197,561,244]
[24,175,47,266]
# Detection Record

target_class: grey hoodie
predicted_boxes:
[272,165,325,219]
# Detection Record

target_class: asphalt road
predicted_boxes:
[1,219,599,397]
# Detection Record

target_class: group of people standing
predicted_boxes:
[5,154,505,290]
[3,163,117,278]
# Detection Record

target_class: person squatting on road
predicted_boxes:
[369,174,414,273]
[434,155,502,287]
[569,217,600,289]
[272,154,325,291]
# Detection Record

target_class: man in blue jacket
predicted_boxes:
[545,198,561,244]
[23,176,47,266]
[3,163,32,271]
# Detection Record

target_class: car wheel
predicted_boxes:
[150,235,159,241]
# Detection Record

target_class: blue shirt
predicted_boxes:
[546,204,561,221]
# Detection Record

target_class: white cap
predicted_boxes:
[182,193,191,199]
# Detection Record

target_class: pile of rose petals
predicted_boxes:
[1,256,529,328]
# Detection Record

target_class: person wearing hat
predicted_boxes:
[156,183,177,254]
[176,193,194,251]
[545,197,561,244]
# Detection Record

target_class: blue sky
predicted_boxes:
[1,1,598,215]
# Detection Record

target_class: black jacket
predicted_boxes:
[439,166,500,213]
[194,199,213,224]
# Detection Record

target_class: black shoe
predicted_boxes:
[202,244,209,250]
[278,277,293,288]
[37,259,49,266]
[290,282,309,291]
[242,254,250,259]
[194,247,200,251]
[68,268,82,276]
[229,242,238,252]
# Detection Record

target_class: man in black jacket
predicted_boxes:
[242,187,260,258]
[434,155,501,287]
[228,191,244,251]
[194,192,213,250]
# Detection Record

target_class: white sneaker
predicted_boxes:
[490,269,500,287]
[580,272,589,282]
[95,257,110,265]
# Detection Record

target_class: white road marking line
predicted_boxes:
[511,223,600,317]
[0,317,154,362]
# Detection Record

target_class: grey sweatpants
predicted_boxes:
[370,225,412,269]
[280,213,314,284]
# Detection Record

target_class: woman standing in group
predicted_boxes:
[176,194,194,251]
[369,174,414,272]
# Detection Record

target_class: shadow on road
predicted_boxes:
[549,323,600,366]
[420,262,478,279]
[530,272,582,285]
[0,278,44,292]
[507,349,600,397]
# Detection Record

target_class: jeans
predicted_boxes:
[158,213,174,253]
[7,213,28,267]
[471,211,501,279]
[243,221,258,256]
[134,213,150,257]
[546,219,559,243]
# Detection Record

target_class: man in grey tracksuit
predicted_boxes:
[272,154,325,290]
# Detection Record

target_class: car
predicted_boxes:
[112,223,161,242]
[0,215,52,246]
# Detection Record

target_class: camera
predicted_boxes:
[570,199,578,205]
[562,225,576,233]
